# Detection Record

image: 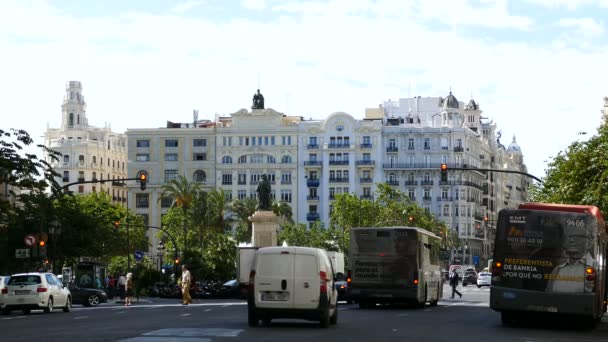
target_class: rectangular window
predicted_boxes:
[281,190,292,203]
[193,139,207,147]
[281,172,292,183]
[164,170,178,183]
[238,173,247,185]
[136,140,150,148]
[165,153,178,161]
[165,139,178,147]
[136,154,150,162]
[161,196,173,208]
[271,136,275,145]
[222,173,232,185]
[408,138,415,150]
[193,153,206,161]
[78,185,84,193]
[238,190,247,200]
[424,138,431,150]
[62,171,69,182]
[136,193,149,208]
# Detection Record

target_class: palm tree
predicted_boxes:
[272,200,294,225]
[160,175,201,252]
[206,189,231,233]
[230,197,258,239]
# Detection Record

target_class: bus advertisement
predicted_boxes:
[348,226,443,309]
[490,202,607,326]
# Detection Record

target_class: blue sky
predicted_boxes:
[2,0,608,180]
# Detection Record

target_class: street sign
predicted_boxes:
[134,250,144,261]
[24,234,37,247]
[473,255,480,266]
[15,249,30,258]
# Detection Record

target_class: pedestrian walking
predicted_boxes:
[108,275,116,299]
[450,271,463,299]
[118,272,126,300]
[125,272,134,306]
[181,265,192,305]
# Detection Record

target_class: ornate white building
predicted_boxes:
[44,81,127,202]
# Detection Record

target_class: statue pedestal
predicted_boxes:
[249,210,279,247]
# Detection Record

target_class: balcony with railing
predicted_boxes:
[420,180,434,186]
[307,144,319,149]
[77,177,85,183]
[329,160,349,165]
[403,180,418,186]
[386,180,399,186]
[304,160,322,166]
[360,143,373,148]
[386,146,398,153]
[281,180,292,185]
[356,160,375,166]
[360,177,373,183]
[307,195,319,201]
[307,179,320,187]
[454,146,464,152]
[307,212,320,221]
[329,177,349,183]
[327,143,350,149]
[436,196,455,202]
[360,195,374,200]
[422,196,432,202]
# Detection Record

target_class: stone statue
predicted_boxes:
[252,89,265,109]
[256,174,271,210]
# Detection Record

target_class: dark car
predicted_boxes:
[462,269,478,286]
[219,279,241,299]
[69,285,108,307]
[335,280,352,303]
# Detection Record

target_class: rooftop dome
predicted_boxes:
[465,99,478,110]
[507,136,521,153]
[443,91,459,109]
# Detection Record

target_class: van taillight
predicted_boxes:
[320,271,328,294]
[413,279,419,285]
[492,261,503,276]
[586,267,595,281]
[37,286,47,293]
[249,270,256,292]
[1,288,7,294]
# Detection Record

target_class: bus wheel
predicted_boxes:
[429,286,439,306]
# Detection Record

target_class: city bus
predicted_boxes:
[490,202,608,326]
[348,226,443,308]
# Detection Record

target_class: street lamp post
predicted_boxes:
[156,241,165,273]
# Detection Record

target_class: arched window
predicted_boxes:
[193,170,206,183]
[63,155,69,164]
[222,156,232,164]
[281,155,292,164]
[69,113,74,127]
[238,155,247,164]
[92,156,97,164]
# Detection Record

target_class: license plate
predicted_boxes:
[261,292,288,301]
[15,290,30,295]
[372,294,393,298]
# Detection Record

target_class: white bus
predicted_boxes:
[348,226,443,308]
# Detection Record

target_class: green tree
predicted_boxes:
[230,197,258,241]
[160,175,202,252]
[530,125,608,213]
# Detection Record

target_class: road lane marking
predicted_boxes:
[180,313,191,317]
[73,316,88,319]
[205,309,212,312]
[142,328,243,338]
[221,305,230,308]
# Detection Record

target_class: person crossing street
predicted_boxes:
[181,265,192,305]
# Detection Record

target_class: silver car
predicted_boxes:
[476,271,492,288]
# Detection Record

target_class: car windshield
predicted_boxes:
[8,275,41,285]
[479,272,491,276]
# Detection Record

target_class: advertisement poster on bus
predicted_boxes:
[494,209,597,293]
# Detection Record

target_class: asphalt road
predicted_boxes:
[2,285,608,342]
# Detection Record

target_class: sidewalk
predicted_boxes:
[111,297,154,305]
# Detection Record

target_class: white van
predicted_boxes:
[247,246,338,328]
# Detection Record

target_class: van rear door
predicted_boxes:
[255,248,295,309]
[293,249,321,309]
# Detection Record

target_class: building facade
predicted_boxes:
[44,81,128,202]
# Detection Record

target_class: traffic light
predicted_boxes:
[139,173,147,191]
[440,163,448,182]
[113,220,121,228]
[39,240,45,247]
[174,258,180,265]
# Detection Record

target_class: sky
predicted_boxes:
[2,0,608,180]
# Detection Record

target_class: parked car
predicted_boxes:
[69,285,108,306]
[0,276,10,309]
[220,279,241,299]
[2,272,71,315]
[476,271,492,288]
[462,269,478,286]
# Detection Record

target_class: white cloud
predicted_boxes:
[241,0,268,10]
[171,0,207,14]
[557,17,605,38]
[0,0,606,180]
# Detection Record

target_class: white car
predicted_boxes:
[2,272,72,315]
[476,271,492,288]
[0,276,10,309]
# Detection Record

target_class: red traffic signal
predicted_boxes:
[440,163,448,181]
[39,240,46,247]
